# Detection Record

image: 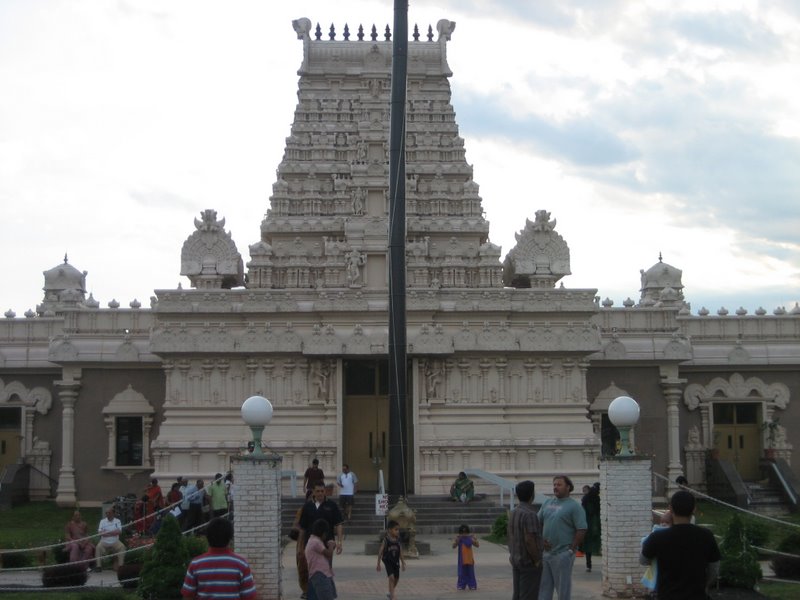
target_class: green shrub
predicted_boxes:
[719,514,762,589]
[137,515,189,599]
[770,530,800,580]
[742,516,770,548]
[489,512,509,543]
[185,534,208,558]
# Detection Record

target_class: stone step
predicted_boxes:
[280,495,506,535]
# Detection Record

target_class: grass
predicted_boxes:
[0,501,76,562]
[760,580,800,599]
[693,500,800,551]
[0,593,136,600]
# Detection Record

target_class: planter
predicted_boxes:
[764,448,777,461]
[42,564,88,588]
[117,562,143,588]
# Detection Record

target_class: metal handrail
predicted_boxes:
[463,468,517,510]
[767,461,798,507]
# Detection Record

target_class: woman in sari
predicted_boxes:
[64,510,94,567]
[449,472,475,503]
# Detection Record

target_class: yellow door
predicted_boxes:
[343,395,389,492]
[713,403,761,480]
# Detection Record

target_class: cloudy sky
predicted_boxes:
[2,0,798,315]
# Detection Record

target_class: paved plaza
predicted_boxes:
[0,533,604,599]
[283,533,603,600]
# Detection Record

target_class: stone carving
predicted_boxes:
[503,210,571,288]
[181,210,244,289]
[424,360,442,400]
[352,187,366,215]
[345,249,366,286]
[310,359,331,403]
[684,373,791,411]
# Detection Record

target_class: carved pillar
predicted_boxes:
[55,376,81,507]
[216,359,230,404]
[262,359,274,400]
[246,358,258,397]
[541,360,552,402]
[479,359,491,402]
[553,448,563,470]
[528,449,537,470]
[458,359,470,403]
[445,450,455,472]
[483,450,493,471]
[201,359,214,402]
[496,358,507,403]
[578,360,590,404]
[178,360,191,405]
[661,374,687,491]
[524,359,536,403]
[283,359,296,404]
[461,450,470,471]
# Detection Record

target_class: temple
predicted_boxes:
[0,19,797,507]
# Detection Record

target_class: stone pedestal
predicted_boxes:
[600,456,652,598]
[232,454,282,600]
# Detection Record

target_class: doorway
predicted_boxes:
[343,360,389,492]
[0,407,22,472]
[713,402,761,480]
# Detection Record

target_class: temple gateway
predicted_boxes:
[1,19,797,507]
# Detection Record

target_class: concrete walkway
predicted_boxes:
[0,534,605,598]
[283,534,604,600]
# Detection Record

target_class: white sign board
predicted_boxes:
[375,493,389,516]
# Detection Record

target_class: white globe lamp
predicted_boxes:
[241,395,273,458]
[608,395,640,457]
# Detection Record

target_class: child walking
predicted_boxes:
[304,519,337,600]
[453,523,479,590]
[377,519,406,600]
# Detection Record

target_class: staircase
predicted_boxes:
[746,481,792,516]
[281,494,507,537]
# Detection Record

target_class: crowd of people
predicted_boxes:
[60,461,719,600]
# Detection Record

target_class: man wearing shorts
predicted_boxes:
[336,464,358,522]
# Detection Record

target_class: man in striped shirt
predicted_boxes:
[181,517,256,599]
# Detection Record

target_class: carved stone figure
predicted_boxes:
[311,360,330,402]
[352,187,366,215]
[425,361,442,400]
[345,249,366,286]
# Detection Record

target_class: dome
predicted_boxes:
[37,255,88,315]
[638,254,684,307]
[43,256,87,294]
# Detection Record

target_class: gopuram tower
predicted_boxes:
[149,18,601,493]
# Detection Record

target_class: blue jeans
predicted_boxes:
[539,549,575,600]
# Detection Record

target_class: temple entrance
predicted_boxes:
[713,402,761,480]
[0,407,22,472]
[343,359,389,492]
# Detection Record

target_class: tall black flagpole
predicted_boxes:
[388,0,409,498]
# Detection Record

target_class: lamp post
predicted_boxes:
[608,395,640,457]
[241,395,273,458]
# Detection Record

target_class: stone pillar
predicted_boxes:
[55,376,81,507]
[660,368,687,493]
[232,453,283,600]
[600,456,652,598]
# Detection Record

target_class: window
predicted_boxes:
[101,385,154,473]
[115,416,143,466]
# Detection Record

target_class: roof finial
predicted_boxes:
[658,252,663,263]
[64,252,68,264]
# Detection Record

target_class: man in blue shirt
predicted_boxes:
[538,475,587,600]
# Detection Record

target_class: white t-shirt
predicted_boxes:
[337,471,358,495]
[98,517,122,545]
